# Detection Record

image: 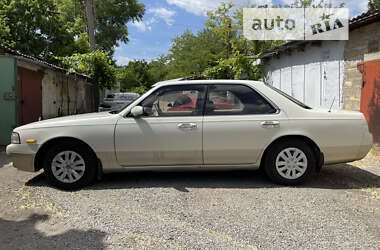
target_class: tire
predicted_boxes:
[263,139,316,185]
[43,142,97,190]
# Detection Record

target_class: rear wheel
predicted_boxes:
[43,142,97,190]
[264,140,316,185]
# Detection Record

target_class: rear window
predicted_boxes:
[267,85,312,110]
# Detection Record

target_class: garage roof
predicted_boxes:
[0,44,90,79]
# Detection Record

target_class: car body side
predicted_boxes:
[6,80,373,173]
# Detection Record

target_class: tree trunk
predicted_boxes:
[85,0,95,51]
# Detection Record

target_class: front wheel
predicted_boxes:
[43,142,97,190]
[264,140,316,185]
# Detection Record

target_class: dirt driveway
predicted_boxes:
[0,152,379,249]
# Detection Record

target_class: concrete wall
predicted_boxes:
[41,69,97,119]
[262,41,345,109]
[18,60,98,120]
[343,22,380,111]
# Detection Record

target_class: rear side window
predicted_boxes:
[205,84,277,115]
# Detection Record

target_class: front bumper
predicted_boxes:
[6,144,37,172]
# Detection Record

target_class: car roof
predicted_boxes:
[112,92,140,96]
[152,79,264,88]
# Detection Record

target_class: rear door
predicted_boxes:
[203,84,285,165]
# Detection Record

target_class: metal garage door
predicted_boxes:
[0,57,17,145]
[358,59,380,148]
[17,67,43,125]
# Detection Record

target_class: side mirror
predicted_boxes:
[130,106,144,117]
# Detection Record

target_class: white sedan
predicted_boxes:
[6,80,373,189]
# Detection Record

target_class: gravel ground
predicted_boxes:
[0,151,379,250]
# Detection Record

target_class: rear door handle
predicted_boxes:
[177,123,197,129]
[261,121,280,128]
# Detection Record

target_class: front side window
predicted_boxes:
[140,85,205,117]
[205,84,277,115]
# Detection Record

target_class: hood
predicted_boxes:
[15,112,120,131]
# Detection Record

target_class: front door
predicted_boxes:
[203,84,284,165]
[115,85,205,166]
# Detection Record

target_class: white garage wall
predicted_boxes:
[263,41,345,109]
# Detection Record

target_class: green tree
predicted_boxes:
[148,56,170,83]
[368,0,380,10]
[93,0,145,53]
[58,0,145,54]
[202,2,271,80]
[0,0,78,58]
[57,50,116,90]
[118,60,152,93]
[0,14,12,46]
[0,0,144,59]
[167,29,225,78]
[116,57,173,94]
[205,2,235,59]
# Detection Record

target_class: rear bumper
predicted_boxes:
[6,144,36,172]
[359,131,373,159]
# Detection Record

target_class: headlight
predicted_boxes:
[11,132,20,144]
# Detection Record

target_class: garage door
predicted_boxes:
[0,57,17,145]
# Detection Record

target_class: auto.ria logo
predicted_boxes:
[243,8,348,40]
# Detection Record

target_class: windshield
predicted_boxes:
[266,84,312,109]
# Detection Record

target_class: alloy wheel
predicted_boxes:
[51,151,86,183]
[275,147,308,180]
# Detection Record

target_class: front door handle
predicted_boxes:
[177,123,197,129]
[261,121,280,128]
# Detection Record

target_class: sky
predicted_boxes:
[114,0,369,66]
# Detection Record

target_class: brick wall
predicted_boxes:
[343,22,380,111]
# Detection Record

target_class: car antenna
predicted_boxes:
[328,97,336,113]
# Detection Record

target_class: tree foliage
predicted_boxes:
[167,29,225,78]
[93,0,145,53]
[201,2,279,80]
[57,50,116,90]
[116,57,172,94]
[117,60,151,93]
[368,0,380,10]
[57,0,145,53]
[0,0,77,58]
[0,14,11,46]
[0,0,144,59]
